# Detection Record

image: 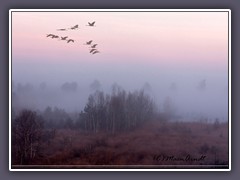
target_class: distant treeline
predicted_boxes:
[39,87,156,133]
[11,87,157,164]
[78,88,156,133]
[12,85,177,134]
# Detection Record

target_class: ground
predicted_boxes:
[12,120,229,169]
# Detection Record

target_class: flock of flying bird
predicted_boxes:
[46,21,100,55]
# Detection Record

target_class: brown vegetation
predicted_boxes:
[12,119,228,168]
[11,89,228,169]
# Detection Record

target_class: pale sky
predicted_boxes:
[12,11,228,64]
[11,10,229,120]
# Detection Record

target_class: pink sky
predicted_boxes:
[12,11,228,67]
[12,12,228,86]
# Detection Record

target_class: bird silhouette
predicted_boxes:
[60,36,68,40]
[52,35,59,39]
[92,51,100,54]
[67,39,74,43]
[87,21,96,27]
[46,34,55,37]
[89,49,97,53]
[57,28,67,31]
[84,40,93,45]
[70,25,79,30]
[90,44,98,48]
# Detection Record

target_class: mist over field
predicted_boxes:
[12,61,228,122]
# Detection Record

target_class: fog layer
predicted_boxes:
[12,59,228,122]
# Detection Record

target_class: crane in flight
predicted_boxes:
[70,24,79,30]
[52,35,59,39]
[84,40,93,45]
[57,28,67,31]
[90,44,98,48]
[92,50,100,55]
[67,39,74,43]
[89,49,97,53]
[60,36,68,40]
[46,34,55,38]
[87,21,96,27]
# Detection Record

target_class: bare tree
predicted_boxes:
[12,110,44,165]
[78,88,156,134]
[80,91,107,133]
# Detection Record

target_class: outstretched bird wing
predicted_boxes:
[46,34,55,37]
[69,24,78,29]
[92,51,100,54]
[90,49,97,53]
[91,44,98,48]
[67,39,74,43]
[88,21,95,26]
[57,29,67,31]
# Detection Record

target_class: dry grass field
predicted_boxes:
[13,120,228,169]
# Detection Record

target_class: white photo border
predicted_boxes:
[9,9,231,171]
